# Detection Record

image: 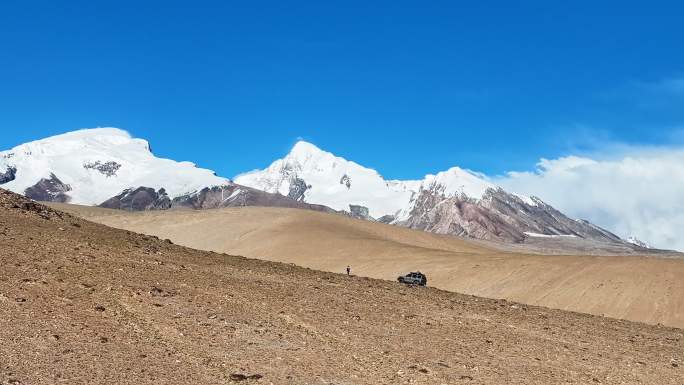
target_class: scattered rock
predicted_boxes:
[94,305,106,312]
[229,373,263,382]
[150,286,172,297]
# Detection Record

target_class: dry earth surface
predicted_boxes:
[51,203,684,329]
[0,190,681,384]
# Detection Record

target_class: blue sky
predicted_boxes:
[1,0,683,179]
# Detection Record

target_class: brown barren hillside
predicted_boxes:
[51,203,684,329]
[2,190,683,384]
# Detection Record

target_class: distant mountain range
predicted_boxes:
[0,128,653,250]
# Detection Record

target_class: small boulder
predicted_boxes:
[229,373,263,382]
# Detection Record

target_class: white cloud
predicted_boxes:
[494,147,684,251]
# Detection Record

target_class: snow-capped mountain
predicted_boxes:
[0,128,333,213]
[0,128,647,248]
[0,128,229,204]
[235,141,421,219]
[236,141,627,244]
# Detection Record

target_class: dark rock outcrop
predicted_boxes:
[287,178,310,201]
[340,174,351,189]
[172,183,335,212]
[24,173,71,203]
[98,183,338,213]
[83,161,122,177]
[100,187,171,211]
[0,166,17,184]
[377,215,395,224]
[349,205,373,221]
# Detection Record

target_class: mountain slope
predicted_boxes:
[395,186,627,243]
[52,202,684,328]
[3,189,683,384]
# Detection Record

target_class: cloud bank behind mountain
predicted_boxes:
[495,145,684,251]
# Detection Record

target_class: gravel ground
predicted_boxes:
[1,189,682,385]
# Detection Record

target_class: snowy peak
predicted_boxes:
[235,141,418,218]
[14,128,151,157]
[236,140,533,220]
[282,141,384,181]
[422,167,496,200]
[0,128,228,205]
[288,140,328,161]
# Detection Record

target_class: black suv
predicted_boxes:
[397,271,427,286]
